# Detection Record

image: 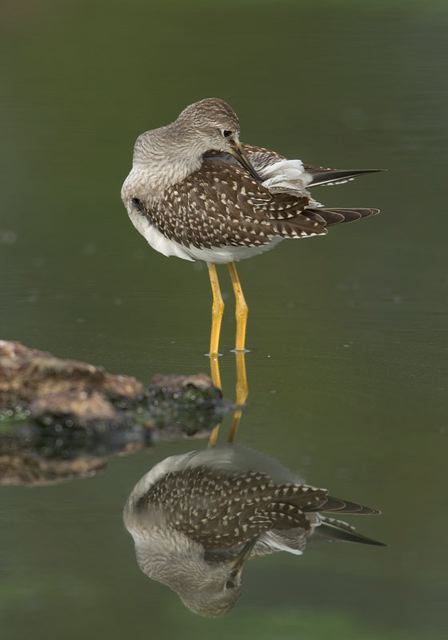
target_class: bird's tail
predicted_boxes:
[317,515,386,547]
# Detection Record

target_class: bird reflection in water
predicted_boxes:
[123,353,384,617]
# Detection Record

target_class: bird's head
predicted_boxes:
[174,97,260,180]
[177,563,243,618]
[129,97,261,189]
[137,537,256,618]
[175,540,256,618]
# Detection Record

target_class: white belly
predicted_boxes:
[184,239,283,264]
[128,209,282,264]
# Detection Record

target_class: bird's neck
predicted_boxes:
[130,123,205,201]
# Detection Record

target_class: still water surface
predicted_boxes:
[1,1,447,639]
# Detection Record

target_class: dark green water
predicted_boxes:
[1,1,447,638]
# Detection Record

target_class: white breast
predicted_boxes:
[128,208,194,261]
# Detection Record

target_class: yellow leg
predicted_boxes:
[207,263,224,357]
[208,354,222,447]
[228,262,248,352]
[228,350,248,444]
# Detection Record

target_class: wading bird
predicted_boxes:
[121,98,380,355]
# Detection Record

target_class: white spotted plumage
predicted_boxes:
[121,98,380,265]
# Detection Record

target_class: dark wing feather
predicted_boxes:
[241,144,381,188]
[317,516,386,546]
[305,207,380,226]
[208,144,381,189]
[241,143,285,172]
[140,467,383,551]
[140,467,331,550]
[304,165,383,187]
[141,159,376,250]
[146,160,327,249]
[320,495,381,515]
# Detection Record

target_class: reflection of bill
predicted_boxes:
[123,445,384,617]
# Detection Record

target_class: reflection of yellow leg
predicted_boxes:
[228,350,248,444]
[208,354,222,447]
[207,263,224,357]
[209,354,222,390]
[228,262,248,352]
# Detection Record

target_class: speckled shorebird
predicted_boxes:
[121,98,380,355]
[124,445,384,617]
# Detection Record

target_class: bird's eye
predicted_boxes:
[222,130,233,138]
[225,579,235,590]
[131,197,144,212]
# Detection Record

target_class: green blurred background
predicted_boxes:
[1,1,447,638]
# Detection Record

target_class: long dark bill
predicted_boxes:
[230,538,257,577]
[229,141,262,182]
